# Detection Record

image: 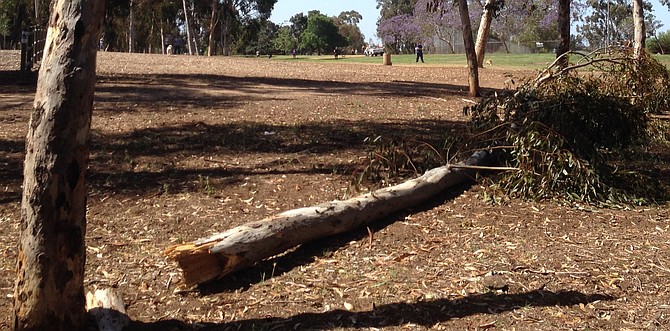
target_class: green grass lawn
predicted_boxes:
[272,52,670,70]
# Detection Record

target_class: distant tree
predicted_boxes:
[338,10,363,25]
[0,0,10,48]
[413,0,465,53]
[234,18,278,54]
[299,11,346,54]
[376,0,417,20]
[647,30,670,54]
[337,22,366,53]
[377,14,422,53]
[578,0,660,48]
[274,25,297,53]
[218,0,278,55]
[488,0,557,52]
[334,10,366,52]
[289,12,308,40]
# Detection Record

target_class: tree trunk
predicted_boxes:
[129,0,135,53]
[221,7,232,56]
[458,0,480,97]
[556,0,570,68]
[13,0,105,330]
[475,0,494,68]
[632,0,646,58]
[182,0,194,55]
[165,152,488,287]
[160,26,165,55]
[207,0,218,56]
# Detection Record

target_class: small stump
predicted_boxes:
[383,53,392,65]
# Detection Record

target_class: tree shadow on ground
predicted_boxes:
[0,119,468,203]
[93,73,486,114]
[92,119,465,157]
[127,290,614,330]
[0,70,37,87]
[83,119,468,198]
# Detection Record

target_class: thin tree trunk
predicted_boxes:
[160,26,165,54]
[166,152,489,286]
[632,0,646,58]
[556,0,570,68]
[221,4,232,56]
[475,0,493,68]
[129,0,134,53]
[182,0,194,55]
[458,0,480,97]
[189,0,200,55]
[13,0,105,329]
[207,0,218,56]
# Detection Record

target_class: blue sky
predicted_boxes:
[645,0,669,33]
[270,0,381,43]
[269,0,670,44]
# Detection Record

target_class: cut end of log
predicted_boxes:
[164,243,239,287]
[86,288,129,331]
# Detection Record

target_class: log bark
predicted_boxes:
[165,151,488,287]
[13,0,106,329]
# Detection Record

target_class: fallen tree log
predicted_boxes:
[165,151,488,286]
[85,288,129,331]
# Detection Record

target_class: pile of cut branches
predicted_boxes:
[465,48,670,206]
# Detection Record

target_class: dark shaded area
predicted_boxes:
[2,71,472,204]
[94,73,482,112]
[0,139,25,204]
[3,118,465,204]
[86,119,467,198]
[126,290,614,330]
[0,70,37,87]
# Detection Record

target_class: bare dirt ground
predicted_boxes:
[1,50,670,330]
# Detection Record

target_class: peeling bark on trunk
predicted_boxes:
[475,0,493,68]
[13,0,106,330]
[458,0,480,97]
[165,152,488,287]
[633,0,646,58]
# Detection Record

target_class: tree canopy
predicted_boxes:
[299,11,347,54]
[578,0,661,48]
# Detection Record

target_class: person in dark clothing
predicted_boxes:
[415,44,424,63]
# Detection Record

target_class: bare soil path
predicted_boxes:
[1,51,669,330]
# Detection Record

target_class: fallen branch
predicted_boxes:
[448,164,519,171]
[165,151,488,287]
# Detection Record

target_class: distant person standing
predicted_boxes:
[415,44,424,63]
[173,36,183,54]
